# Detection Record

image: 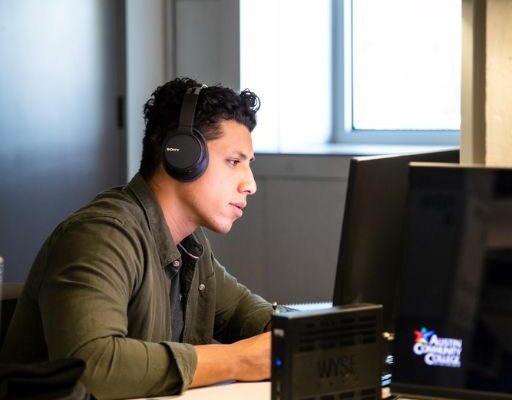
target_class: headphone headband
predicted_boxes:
[177,85,207,134]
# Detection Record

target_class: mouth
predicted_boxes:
[230,202,246,215]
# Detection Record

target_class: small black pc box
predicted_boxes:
[271,304,383,400]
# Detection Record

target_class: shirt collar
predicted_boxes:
[125,173,180,267]
[125,173,204,268]
[179,235,204,259]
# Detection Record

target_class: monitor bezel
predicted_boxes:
[391,163,512,400]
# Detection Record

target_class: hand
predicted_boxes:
[191,332,271,388]
[229,331,271,382]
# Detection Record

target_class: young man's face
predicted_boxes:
[180,119,257,234]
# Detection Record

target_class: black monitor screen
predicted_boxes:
[332,149,459,334]
[333,150,459,332]
[392,163,512,399]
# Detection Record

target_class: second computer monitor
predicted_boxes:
[332,149,459,333]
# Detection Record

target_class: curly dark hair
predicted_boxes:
[139,77,261,179]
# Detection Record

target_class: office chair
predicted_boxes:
[0,283,93,399]
[1,282,24,349]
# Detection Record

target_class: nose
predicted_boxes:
[239,165,257,195]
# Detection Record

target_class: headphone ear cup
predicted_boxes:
[163,128,209,181]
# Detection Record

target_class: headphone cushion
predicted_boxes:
[163,129,208,181]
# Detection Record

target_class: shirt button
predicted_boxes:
[198,283,206,291]
[172,260,181,267]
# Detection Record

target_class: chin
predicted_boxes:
[203,219,234,235]
[211,225,233,235]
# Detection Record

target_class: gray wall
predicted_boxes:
[173,0,240,88]
[126,0,168,179]
[126,0,241,178]
[120,0,349,304]
[206,155,351,304]
[126,0,352,304]
[0,1,386,304]
[0,0,126,282]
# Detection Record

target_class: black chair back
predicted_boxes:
[1,283,24,349]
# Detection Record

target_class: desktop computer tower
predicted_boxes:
[271,304,383,400]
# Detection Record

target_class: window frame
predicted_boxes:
[331,0,460,146]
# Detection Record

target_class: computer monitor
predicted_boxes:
[332,149,459,334]
[392,163,512,399]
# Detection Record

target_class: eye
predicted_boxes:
[227,159,240,167]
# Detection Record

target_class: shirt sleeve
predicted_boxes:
[39,217,196,399]
[209,253,273,343]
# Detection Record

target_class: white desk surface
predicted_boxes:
[129,382,407,400]
[130,381,270,400]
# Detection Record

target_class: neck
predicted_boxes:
[147,171,197,244]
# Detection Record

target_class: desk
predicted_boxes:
[130,381,270,400]
[129,382,408,400]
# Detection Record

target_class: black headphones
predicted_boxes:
[162,85,208,181]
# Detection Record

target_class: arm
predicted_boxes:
[183,232,273,386]
[40,218,195,399]
[209,254,274,343]
[191,331,271,388]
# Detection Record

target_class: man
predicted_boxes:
[1,78,274,399]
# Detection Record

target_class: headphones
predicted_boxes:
[162,85,209,182]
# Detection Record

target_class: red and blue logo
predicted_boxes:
[414,327,436,344]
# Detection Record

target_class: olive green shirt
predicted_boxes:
[0,174,273,399]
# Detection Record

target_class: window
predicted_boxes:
[240,0,461,151]
[240,0,332,151]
